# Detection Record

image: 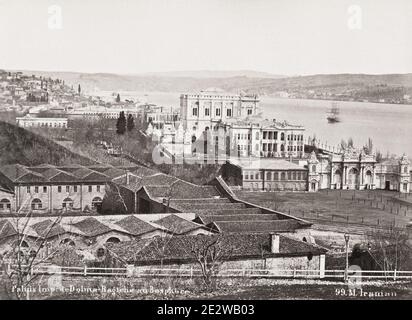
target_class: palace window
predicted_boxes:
[34,186,39,193]
[263,131,267,139]
[43,186,47,193]
[62,198,73,208]
[247,109,253,115]
[26,186,30,193]
[66,186,70,193]
[255,132,259,140]
[58,186,62,193]
[0,199,11,210]
[31,198,42,210]
[404,167,408,174]
[97,185,101,192]
[227,109,232,117]
[192,108,198,116]
[205,108,210,116]
[88,186,93,192]
[281,133,285,141]
[73,186,78,192]
[216,108,221,116]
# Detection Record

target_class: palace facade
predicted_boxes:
[180,88,260,135]
[224,149,411,193]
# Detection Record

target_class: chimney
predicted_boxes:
[270,233,280,254]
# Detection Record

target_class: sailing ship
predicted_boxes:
[326,102,340,123]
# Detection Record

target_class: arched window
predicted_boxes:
[96,248,106,258]
[348,168,359,186]
[60,238,75,246]
[281,172,286,181]
[62,198,73,208]
[106,237,121,244]
[312,165,316,172]
[334,170,342,185]
[0,199,11,211]
[92,197,103,210]
[280,144,284,152]
[31,198,42,210]
[281,133,285,141]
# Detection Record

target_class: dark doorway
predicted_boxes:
[385,181,390,190]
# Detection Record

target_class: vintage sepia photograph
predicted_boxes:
[0,0,411,306]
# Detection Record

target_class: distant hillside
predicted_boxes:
[15,70,412,98]
[141,70,286,79]
[0,121,95,166]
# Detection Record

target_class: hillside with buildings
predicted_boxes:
[18,70,412,104]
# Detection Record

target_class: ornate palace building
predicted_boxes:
[224,149,411,193]
[180,88,260,136]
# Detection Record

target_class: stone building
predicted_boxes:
[16,114,68,129]
[0,214,206,260]
[180,88,260,136]
[222,157,308,191]
[309,150,411,193]
[105,233,327,276]
[223,149,411,193]
[0,164,135,214]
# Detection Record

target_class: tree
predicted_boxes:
[116,94,121,103]
[179,234,236,291]
[368,225,412,272]
[116,111,126,135]
[126,114,135,132]
[363,137,373,155]
[78,84,81,95]
[0,212,66,300]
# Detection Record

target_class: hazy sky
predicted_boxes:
[0,0,411,75]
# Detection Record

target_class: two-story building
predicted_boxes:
[0,164,134,214]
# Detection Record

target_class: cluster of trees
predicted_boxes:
[116,112,135,135]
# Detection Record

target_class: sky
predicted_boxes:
[0,0,411,75]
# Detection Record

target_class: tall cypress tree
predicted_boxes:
[116,93,121,103]
[116,111,126,134]
[127,114,135,132]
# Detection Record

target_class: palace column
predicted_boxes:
[343,166,347,187]
[360,166,364,187]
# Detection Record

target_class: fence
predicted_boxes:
[4,265,412,282]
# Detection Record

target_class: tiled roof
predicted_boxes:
[31,219,66,238]
[70,217,113,237]
[106,233,327,265]
[212,219,306,233]
[145,183,221,200]
[115,215,160,236]
[0,164,132,185]
[153,214,207,235]
[197,213,280,225]
[0,219,17,239]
